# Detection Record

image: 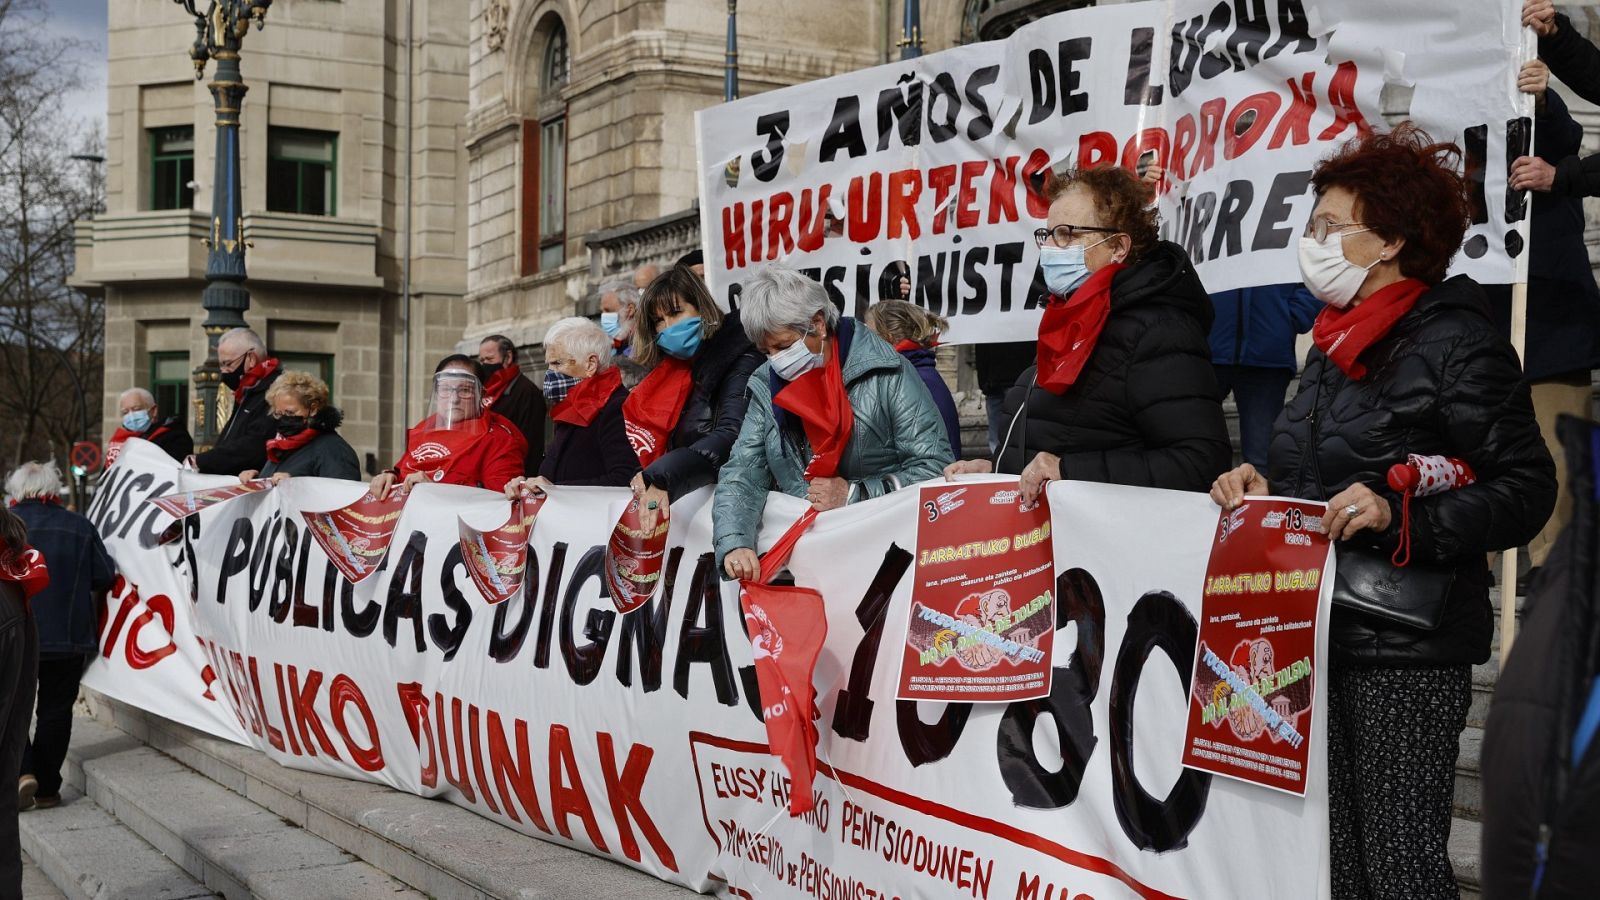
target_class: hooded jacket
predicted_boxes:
[712,319,954,572]
[1268,275,1556,666]
[997,240,1231,490]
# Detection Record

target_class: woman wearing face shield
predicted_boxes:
[1209,125,1554,897]
[713,265,954,582]
[503,317,636,494]
[943,164,1231,504]
[369,355,529,498]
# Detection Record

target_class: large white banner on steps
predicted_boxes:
[82,440,1332,899]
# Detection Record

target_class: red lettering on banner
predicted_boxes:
[1020,148,1052,219]
[486,709,552,833]
[1271,72,1317,149]
[248,657,286,751]
[721,204,746,270]
[597,731,678,871]
[329,674,384,772]
[767,191,796,258]
[466,703,502,814]
[927,165,958,235]
[124,593,178,670]
[200,664,218,702]
[796,186,830,252]
[887,169,922,240]
[275,663,303,755]
[987,156,1020,225]
[1225,92,1282,160]
[1191,97,1227,176]
[1077,131,1117,170]
[101,577,136,659]
[1318,61,1371,141]
[228,650,264,737]
[955,160,987,230]
[288,665,340,759]
[549,724,608,851]
[198,639,248,733]
[435,692,476,803]
[395,682,436,787]
[847,173,884,243]
[750,198,765,262]
[1121,128,1172,181]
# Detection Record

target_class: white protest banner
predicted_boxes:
[695,0,1528,343]
[84,440,1331,898]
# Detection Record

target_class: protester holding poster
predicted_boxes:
[507,317,635,492]
[945,165,1230,503]
[1212,125,1555,896]
[714,265,953,580]
[623,265,762,532]
[370,356,528,497]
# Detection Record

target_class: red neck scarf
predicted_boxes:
[623,357,695,468]
[266,428,319,463]
[0,545,49,600]
[234,357,280,402]
[552,366,623,427]
[773,337,855,480]
[402,414,488,479]
[894,338,937,353]
[482,363,521,408]
[8,496,59,508]
[1312,278,1428,380]
[1035,263,1126,395]
[105,423,170,465]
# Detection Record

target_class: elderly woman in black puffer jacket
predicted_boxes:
[945,164,1231,502]
[623,264,764,532]
[1213,124,1555,899]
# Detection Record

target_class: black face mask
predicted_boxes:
[479,361,505,377]
[220,365,246,391]
[273,415,308,436]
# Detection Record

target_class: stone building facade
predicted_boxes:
[75,0,471,468]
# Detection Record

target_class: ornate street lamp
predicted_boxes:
[724,1,738,102]
[900,0,924,60]
[173,0,273,447]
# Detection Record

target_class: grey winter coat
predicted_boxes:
[712,318,954,573]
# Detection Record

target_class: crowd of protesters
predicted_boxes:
[5,3,1600,897]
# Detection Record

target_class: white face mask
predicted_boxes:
[1298,229,1379,309]
[769,332,822,381]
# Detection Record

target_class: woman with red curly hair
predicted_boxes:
[1212,124,1555,897]
[944,164,1232,502]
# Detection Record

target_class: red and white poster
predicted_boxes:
[148,480,272,519]
[458,494,546,605]
[301,491,407,583]
[896,480,1054,703]
[1182,498,1332,796]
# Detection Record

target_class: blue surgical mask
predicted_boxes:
[657,317,704,359]
[769,333,822,381]
[543,370,579,404]
[1039,235,1116,296]
[121,409,151,433]
[599,311,621,338]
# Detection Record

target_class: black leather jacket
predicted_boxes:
[1268,275,1556,666]
[640,311,764,501]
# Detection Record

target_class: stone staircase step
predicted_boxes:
[1452,816,1482,900]
[21,851,68,900]
[56,712,424,900]
[17,786,215,900]
[82,690,700,900]
[1455,724,1483,821]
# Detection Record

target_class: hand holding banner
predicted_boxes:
[604,494,670,613]
[458,494,547,605]
[302,490,408,583]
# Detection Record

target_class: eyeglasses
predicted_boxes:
[434,385,478,399]
[1304,218,1368,243]
[1034,224,1119,248]
[547,357,582,369]
[218,354,246,371]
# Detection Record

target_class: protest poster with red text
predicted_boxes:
[897,480,1054,702]
[1182,498,1332,796]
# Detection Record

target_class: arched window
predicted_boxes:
[521,16,569,277]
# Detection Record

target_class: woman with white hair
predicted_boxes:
[504,317,636,493]
[713,265,954,581]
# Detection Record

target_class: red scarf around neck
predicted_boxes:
[0,544,48,600]
[623,357,695,468]
[266,428,319,463]
[773,337,855,480]
[552,366,623,427]
[234,357,281,402]
[894,338,938,353]
[1312,278,1428,380]
[106,423,171,465]
[401,413,488,479]
[482,363,521,408]
[1035,262,1126,395]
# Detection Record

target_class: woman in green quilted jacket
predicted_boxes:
[714,266,954,580]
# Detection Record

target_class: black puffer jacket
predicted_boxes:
[640,311,764,501]
[259,408,362,480]
[997,241,1231,490]
[1268,276,1556,666]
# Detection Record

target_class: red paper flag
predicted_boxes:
[148,480,273,520]
[302,491,408,583]
[458,494,546,605]
[604,494,670,613]
[740,582,827,816]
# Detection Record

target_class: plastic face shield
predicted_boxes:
[429,368,484,429]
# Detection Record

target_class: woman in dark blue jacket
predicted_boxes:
[866,299,962,459]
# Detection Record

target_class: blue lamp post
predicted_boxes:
[900,0,923,60]
[173,0,273,447]
[724,1,738,102]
